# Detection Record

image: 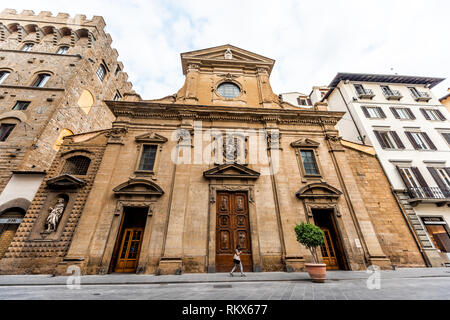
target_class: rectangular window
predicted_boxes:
[300,150,320,175]
[138,145,157,171]
[0,124,15,141]
[405,131,436,150]
[96,64,106,82]
[373,130,404,149]
[354,84,365,95]
[12,101,30,111]
[381,85,393,95]
[421,218,450,253]
[390,107,415,120]
[32,74,50,88]
[421,108,446,121]
[362,106,385,118]
[408,87,420,97]
[441,132,450,146]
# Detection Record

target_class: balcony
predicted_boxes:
[411,91,432,102]
[407,186,450,207]
[383,90,403,100]
[356,88,375,99]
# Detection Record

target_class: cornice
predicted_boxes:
[106,101,344,125]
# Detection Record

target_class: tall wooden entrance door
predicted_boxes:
[216,192,253,272]
[115,228,144,273]
[319,227,339,270]
[110,207,148,273]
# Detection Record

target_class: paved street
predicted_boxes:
[0,268,449,300]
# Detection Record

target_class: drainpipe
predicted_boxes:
[337,86,367,146]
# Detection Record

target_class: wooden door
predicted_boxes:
[319,227,339,270]
[114,228,144,273]
[216,192,252,272]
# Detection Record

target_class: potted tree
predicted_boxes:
[294,222,326,283]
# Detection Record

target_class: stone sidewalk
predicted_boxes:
[0,267,449,286]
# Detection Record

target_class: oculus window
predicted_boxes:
[217,82,240,98]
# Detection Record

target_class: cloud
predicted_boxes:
[6,0,450,98]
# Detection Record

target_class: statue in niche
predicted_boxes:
[224,48,232,60]
[45,198,66,232]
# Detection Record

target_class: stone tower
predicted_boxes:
[0,8,132,258]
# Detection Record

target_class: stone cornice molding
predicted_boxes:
[106,102,344,126]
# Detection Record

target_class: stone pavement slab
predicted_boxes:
[0,267,449,286]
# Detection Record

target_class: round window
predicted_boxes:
[217,82,241,98]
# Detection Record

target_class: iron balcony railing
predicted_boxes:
[383,89,403,100]
[411,91,431,102]
[407,186,450,200]
[356,88,375,99]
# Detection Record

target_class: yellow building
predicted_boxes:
[0,45,425,275]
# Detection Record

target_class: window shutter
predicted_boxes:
[405,108,416,120]
[373,130,387,149]
[297,97,302,105]
[390,131,405,149]
[443,133,450,145]
[396,166,412,188]
[434,233,450,252]
[427,167,449,197]
[435,109,446,121]
[405,131,419,150]
[361,106,370,118]
[412,167,433,197]
[377,107,386,118]
[421,132,437,150]
[420,108,431,120]
[390,107,400,119]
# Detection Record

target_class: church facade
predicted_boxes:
[0,45,425,275]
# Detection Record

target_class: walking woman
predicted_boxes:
[230,245,246,277]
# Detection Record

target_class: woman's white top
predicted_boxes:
[233,249,241,261]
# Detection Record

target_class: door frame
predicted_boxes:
[207,184,262,272]
[103,201,154,274]
[306,204,350,270]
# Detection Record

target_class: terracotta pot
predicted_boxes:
[305,263,327,283]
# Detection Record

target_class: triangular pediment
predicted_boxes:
[135,132,168,143]
[46,174,86,190]
[296,183,342,199]
[113,179,164,196]
[181,44,275,75]
[290,138,320,148]
[203,163,260,179]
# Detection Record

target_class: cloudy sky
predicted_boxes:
[7,0,450,99]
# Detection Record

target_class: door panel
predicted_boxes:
[216,192,252,272]
[115,228,144,273]
[320,228,339,270]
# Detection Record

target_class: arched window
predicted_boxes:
[217,82,241,98]
[96,64,106,82]
[0,71,10,84]
[77,90,94,114]
[56,46,69,55]
[53,128,74,151]
[32,73,51,88]
[21,43,34,52]
[62,156,91,175]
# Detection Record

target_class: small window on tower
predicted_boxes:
[56,46,69,55]
[0,71,10,84]
[96,64,107,82]
[0,124,16,141]
[21,43,34,52]
[31,73,51,88]
[12,101,30,111]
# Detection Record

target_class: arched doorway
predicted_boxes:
[0,207,25,259]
